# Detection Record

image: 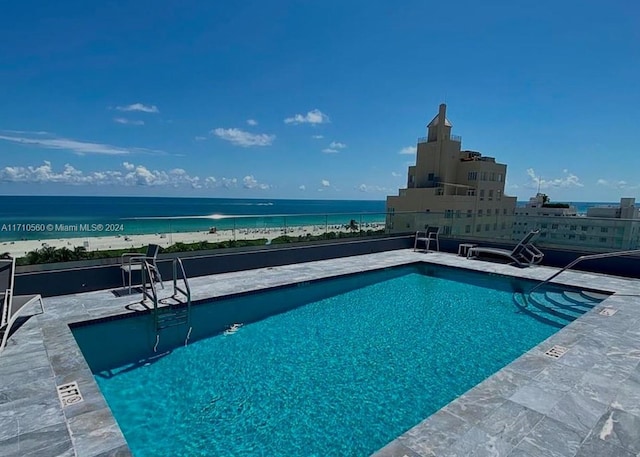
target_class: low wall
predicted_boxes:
[14,235,414,297]
[14,235,640,297]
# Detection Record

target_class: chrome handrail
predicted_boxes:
[172,257,191,304]
[141,260,158,311]
[528,249,640,295]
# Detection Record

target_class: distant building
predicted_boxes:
[514,197,640,251]
[586,198,639,219]
[386,104,516,237]
[515,193,577,217]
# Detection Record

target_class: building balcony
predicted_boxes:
[417,134,462,144]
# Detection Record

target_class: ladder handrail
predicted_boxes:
[529,249,640,295]
[172,257,191,304]
[141,260,158,308]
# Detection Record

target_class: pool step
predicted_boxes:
[527,292,582,322]
[514,286,609,328]
[580,290,610,302]
[513,294,567,329]
[544,291,595,311]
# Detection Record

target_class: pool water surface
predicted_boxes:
[82,268,561,456]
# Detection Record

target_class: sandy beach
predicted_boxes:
[0,223,387,258]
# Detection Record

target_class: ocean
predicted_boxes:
[0,196,387,242]
[0,196,618,242]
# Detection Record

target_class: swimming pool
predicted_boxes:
[72,265,596,456]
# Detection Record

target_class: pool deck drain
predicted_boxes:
[57,381,84,407]
[0,249,639,457]
[544,345,569,359]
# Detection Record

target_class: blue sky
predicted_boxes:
[0,0,638,201]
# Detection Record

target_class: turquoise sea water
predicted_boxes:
[93,270,558,456]
[0,196,386,241]
[0,195,616,242]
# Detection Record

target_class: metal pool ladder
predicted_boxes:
[141,258,193,352]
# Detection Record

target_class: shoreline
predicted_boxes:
[0,223,387,258]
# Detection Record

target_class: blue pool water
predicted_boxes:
[81,268,561,456]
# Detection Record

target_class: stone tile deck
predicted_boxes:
[0,250,638,456]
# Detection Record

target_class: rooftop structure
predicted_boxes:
[386,104,516,238]
[516,193,578,217]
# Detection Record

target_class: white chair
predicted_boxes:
[1,257,45,353]
[414,226,440,252]
[120,244,164,294]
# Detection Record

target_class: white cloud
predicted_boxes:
[0,131,162,156]
[391,171,402,177]
[322,141,347,154]
[596,178,635,190]
[284,109,330,125]
[246,119,258,126]
[321,179,330,187]
[299,185,306,191]
[526,168,583,189]
[398,146,416,155]
[220,177,238,188]
[115,103,159,113]
[0,161,269,191]
[242,175,270,190]
[212,128,275,147]
[194,136,207,141]
[311,135,324,139]
[358,184,389,193]
[114,117,144,126]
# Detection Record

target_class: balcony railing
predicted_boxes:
[417,134,462,144]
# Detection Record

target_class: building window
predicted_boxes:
[570,225,577,231]
[579,235,587,241]
[478,209,483,217]
[600,237,607,243]
[581,226,588,231]
[488,190,494,200]
[476,224,481,232]
[427,173,435,181]
[497,190,502,200]
[465,225,471,233]
[467,210,473,218]
[468,171,478,181]
[497,173,503,182]
[552,224,558,229]
[490,172,495,181]
[467,189,476,196]
[485,224,491,231]
[501,222,506,229]
[445,210,453,219]
[455,210,461,218]
[481,172,488,181]
[493,223,497,230]
[601,227,608,233]
[487,209,492,216]
[503,208,508,215]
[479,189,485,200]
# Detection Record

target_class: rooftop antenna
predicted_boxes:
[537,177,541,195]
